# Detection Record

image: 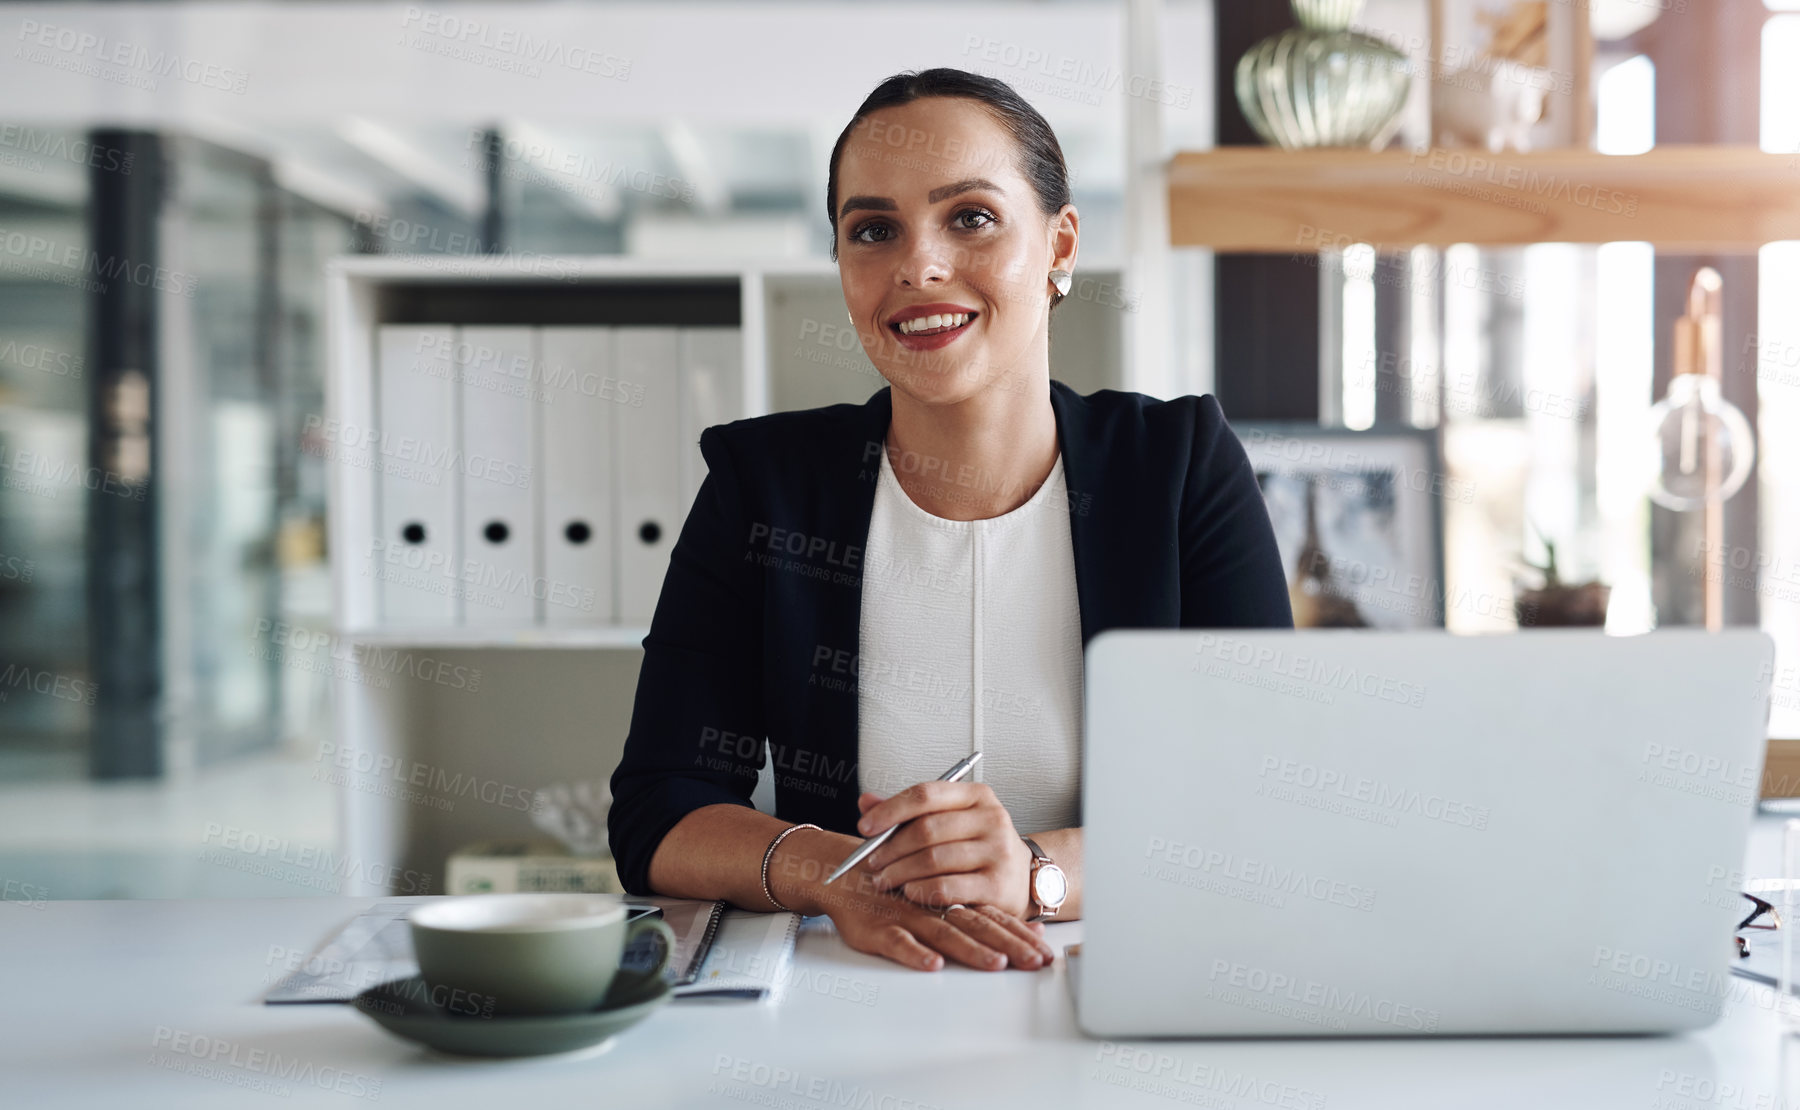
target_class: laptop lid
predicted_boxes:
[1078,628,1775,1037]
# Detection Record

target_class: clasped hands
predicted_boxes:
[769,780,1053,973]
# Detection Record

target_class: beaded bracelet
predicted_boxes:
[760,823,820,912]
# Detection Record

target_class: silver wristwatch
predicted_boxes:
[1021,836,1068,922]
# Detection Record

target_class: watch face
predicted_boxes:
[1033,863,1068,908]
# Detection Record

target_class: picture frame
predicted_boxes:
[1230,422,1450,629]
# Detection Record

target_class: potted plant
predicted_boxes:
[1514,531,1610,627]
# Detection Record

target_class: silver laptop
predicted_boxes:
[1077,628,1776,1037]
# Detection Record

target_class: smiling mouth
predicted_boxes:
[891,311,977,338]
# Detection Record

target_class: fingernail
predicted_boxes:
[1018,954,1042,969]
[989,954,1006,969]
[858,818,874,834]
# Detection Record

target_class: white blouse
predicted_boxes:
[855,444,1084,835]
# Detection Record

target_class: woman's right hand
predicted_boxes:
[766,827,1055,972]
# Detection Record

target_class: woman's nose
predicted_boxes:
[895,232,955,287]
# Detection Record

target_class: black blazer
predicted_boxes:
[606,379,1294,894]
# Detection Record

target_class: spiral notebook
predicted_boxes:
[262,897,801,1004]
[677,908,805,1002]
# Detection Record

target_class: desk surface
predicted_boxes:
[4,817,1797,1109]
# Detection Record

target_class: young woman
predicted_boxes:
[608,67,1293,973]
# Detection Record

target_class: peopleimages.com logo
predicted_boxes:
[1207,959,1441,1032]
[1192,633,1429,709]
[1255,755,1491,831]
[1143,836,1377,912]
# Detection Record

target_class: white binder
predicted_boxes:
[678,327,744,508]
[613,327,683,625]
[456,326,539,625]
[537,326,616,626]
[375,325,458,625]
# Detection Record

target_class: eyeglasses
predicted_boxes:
[1737,892,1780,959]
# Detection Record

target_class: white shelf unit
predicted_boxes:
[324,254,1130,891]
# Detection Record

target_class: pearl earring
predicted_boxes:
[1049,269,1072,297]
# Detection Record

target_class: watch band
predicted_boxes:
[1021,836,1057,922]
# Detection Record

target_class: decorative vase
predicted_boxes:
[1234,0,1412,150]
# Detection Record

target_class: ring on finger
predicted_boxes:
[939,902,966,922]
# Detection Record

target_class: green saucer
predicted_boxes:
[352,969,672,1058]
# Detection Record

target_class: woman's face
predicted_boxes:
[834,96,1076,407]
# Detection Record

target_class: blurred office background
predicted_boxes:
[0,0,1794,899]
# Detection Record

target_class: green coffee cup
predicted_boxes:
[408,894,675,1017]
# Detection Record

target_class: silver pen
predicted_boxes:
[822,751,982,885]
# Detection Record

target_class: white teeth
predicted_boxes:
[897,312,971,335]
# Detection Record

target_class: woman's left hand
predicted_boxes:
[856,782,1035,920]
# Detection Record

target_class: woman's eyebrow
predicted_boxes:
[838,178,1005,219]
[928,177,1003,203]
[838,195,895,219]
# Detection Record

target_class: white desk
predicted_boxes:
[5,816,1797,1109]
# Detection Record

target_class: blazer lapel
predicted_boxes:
[789,387,892,828]
[1050,379,1167,646]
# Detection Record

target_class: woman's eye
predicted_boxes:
[955,208,997,230]
[850,221,891,244]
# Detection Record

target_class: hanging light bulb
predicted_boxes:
[1646,267,1755,511]
[1646,376,1754,509]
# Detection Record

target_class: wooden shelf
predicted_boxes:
[1764,738,1800,799]
[1169,145,1800,252]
